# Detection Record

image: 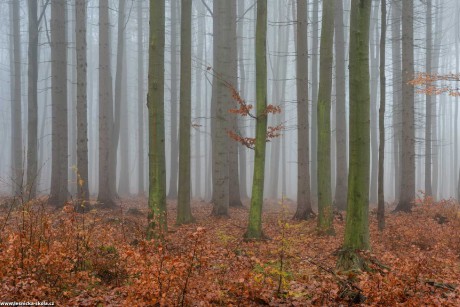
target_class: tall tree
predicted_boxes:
[334,0,348,211]
[378,0,387,231]
[294,0,314,220]
[391,0,402,201]
[10,0,22,196]
[425,0,433,197]
[97,0,116,207]
[168,0,179,199]
[113,0,126,196]
[49,0,68,207]
[177,0,194,225]
[137,1,145,196]
[245,0,267,240]
[148,0,167,237]
[316,0,334,234]
[310,0,319,205]
[337,0,372,271]
[394,0,415,212]
[75,0,89,203]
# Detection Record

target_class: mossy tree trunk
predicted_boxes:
[316,0,334,235]
[245,0,267,240]
[177,0,194,225]
[148,0,167,238]
[337,0,372,271]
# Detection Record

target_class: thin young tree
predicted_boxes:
[294,0,314,220]
[148,0,167,237]
[377,0,387,231]
[177,0,194,225]
[337,0,372,271]
[245,0,267,240]
[137,1,145,196]
[316,0,335,234]
[425,0,433,197]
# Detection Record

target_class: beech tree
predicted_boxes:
[337,0,372,271]
[316,0,334,234]
[148,0,167,237]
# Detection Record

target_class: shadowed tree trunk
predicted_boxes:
[97,0,116,208]
[316,0,335,235]
[294,0,314,220]
[334,0,348,211]
[337,0,372,271]
[177,0,194,225]
[395,0,415,212]
[245,0,267,240]
[425,0,433,197]
[137,1,145,196]
[75,0,89,203]
[147,0,167,238]
[10,0,22,196]
[310,0,319,205]
[49,0,68,207]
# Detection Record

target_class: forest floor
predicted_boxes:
[0,196,459,306]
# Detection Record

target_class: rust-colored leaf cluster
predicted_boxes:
[411,72,460,96]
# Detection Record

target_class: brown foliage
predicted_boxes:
[0,197,459,305]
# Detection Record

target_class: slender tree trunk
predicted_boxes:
[137,1,145,196]
[311,0,319,205]
[391,0,402,202]
[294,0,314,220]
[10,0,22,196]
[75,0,89,204]
[177,0,194,225]
[334,0,348,211]
[228,0,243,207]
[168,0,179,199]
[395,0,415,212]
[425,0,433,197]
[27,0,39,199]
[316,0,335,235]
[337,0,372,271]
[369,2,379,205]
[245,0,267,240]
[97,0,116,208]
[49,0,68,207]
[378,0,387,231]
[147,0,167,238]
[118,42,130,196]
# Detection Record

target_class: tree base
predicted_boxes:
[336,248,369,272]
[176,215,196,226]
[243,230,269,242]
[293,208,315,220]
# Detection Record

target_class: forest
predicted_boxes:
[0,0,459,305]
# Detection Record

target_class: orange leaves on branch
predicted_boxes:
[411,72,460,96]
[227,130,256,149]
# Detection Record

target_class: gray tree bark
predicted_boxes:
[137,1,145,196]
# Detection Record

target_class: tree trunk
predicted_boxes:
[294,0,314,220]
[168,0,179,199]
[177,0,194,225]
[97,0,116,208]
[75,0,89,204]
[10,0,22,196]
[334,0,348,211]
[395,0,415,212]
[118,42,130,196]
[137,1,145,196]
[148,0,167,238]
[316,0,334,235]
[311,0,319,205]
[378,0,387,231]
[337,0,372,271]
[245,0,267,240]
[425,0,433,197]
[27,0,39,199]
[49,0,68,207]
[391,0,402,202]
